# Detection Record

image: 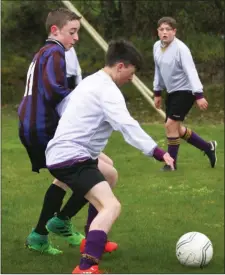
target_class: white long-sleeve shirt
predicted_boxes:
[153,37,203,94]
[65,47,82,85]
[46,70,158,167]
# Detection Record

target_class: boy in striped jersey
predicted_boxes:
[18,7,84,255]
[18,7,118,256]
[153,17,217,171]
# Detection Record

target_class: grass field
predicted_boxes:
[1,108,224,274]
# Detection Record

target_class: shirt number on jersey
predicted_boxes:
[24,61,36,96]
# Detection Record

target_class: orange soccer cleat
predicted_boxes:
[72,265,103,274]
[80,239,118,254]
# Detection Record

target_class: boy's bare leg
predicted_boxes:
[73,181,121,273]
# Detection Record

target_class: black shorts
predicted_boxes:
[23,144,47,173]
[165,91,195,122]
[48,159,106,197]
[19,131,47,173]
[67,76,76,90]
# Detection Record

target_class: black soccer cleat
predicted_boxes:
[204,141,217,168]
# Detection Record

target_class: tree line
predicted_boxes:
[2,0,224,103]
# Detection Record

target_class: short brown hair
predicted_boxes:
[157,17,177,29]
[45,8,81,34]
[105,38,143,71]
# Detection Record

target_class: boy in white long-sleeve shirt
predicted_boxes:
[153,17,217,171]
[65,46,82,89]
[64,43,119,255]
[45,39,174,274]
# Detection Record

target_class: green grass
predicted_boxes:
[1,108,224,274]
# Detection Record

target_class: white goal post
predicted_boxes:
[62,0,166,119]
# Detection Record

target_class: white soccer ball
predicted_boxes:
[176,232,213,267]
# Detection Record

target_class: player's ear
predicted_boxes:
[117,62,124,72]
[50,25,59,35]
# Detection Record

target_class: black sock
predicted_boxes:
[58,192,88,220]
[34,184,66,235]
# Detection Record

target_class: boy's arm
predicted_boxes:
[153,62,165,97]
[43,50,71,105]
[180,46,204,99]
[102,88,173,167]
[153,45,165,96]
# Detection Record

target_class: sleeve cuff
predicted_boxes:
[154,90,162,97]
[194,93,204,100]
[153,147,166,161]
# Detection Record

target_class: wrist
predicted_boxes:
[154,90,162,97]
[195,92,204,100]
[153,147,166,161]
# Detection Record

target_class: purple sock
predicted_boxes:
[182,128,211,151]
[85,204,98,237]
[167,137,180,168]
[79,230,107,270]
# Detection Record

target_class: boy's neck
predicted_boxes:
[161,37,175,48]
[46,37,65,49]
[102,67,116,82]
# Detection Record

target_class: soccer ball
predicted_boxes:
[176,232,213,268]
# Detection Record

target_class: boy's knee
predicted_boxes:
[107,158,114,166]
[109,198,121,217]
[53,179,68,191]
[165,119,176,128]
[165,119,180,135]
[179,125,187,137]
[110,167,118,188]
[106,167,118,188]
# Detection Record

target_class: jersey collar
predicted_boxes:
[45,38,65,50]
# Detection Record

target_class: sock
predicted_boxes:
[167,137,180,169]
[84,204,98,237]
[57,193,87,220]
[34,184,66,235]
[79,230,107,270]
[181,128,211,151]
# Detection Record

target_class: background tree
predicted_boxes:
[1,0,224,104]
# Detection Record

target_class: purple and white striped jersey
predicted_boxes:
[18,39,71,147]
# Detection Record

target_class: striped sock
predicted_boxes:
[181,128,211,152]
[167,137,180,169]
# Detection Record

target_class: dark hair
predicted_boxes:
[45,8,81,34]
[105,39,143,71]
[157,17,177,29]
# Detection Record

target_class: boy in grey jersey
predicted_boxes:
[153,17,217,171]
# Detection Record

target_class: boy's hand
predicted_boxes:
[154,96,162,109]
[163,152,174,170]
[196,98,208,111]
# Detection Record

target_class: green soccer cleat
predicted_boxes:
[25,230,63,255]
[46,217,85,246]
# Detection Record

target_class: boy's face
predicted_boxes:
[50,20,81,50]
[115,63,136,86]
[157,23,176,44]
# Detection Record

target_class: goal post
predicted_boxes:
[61,0,166,119]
